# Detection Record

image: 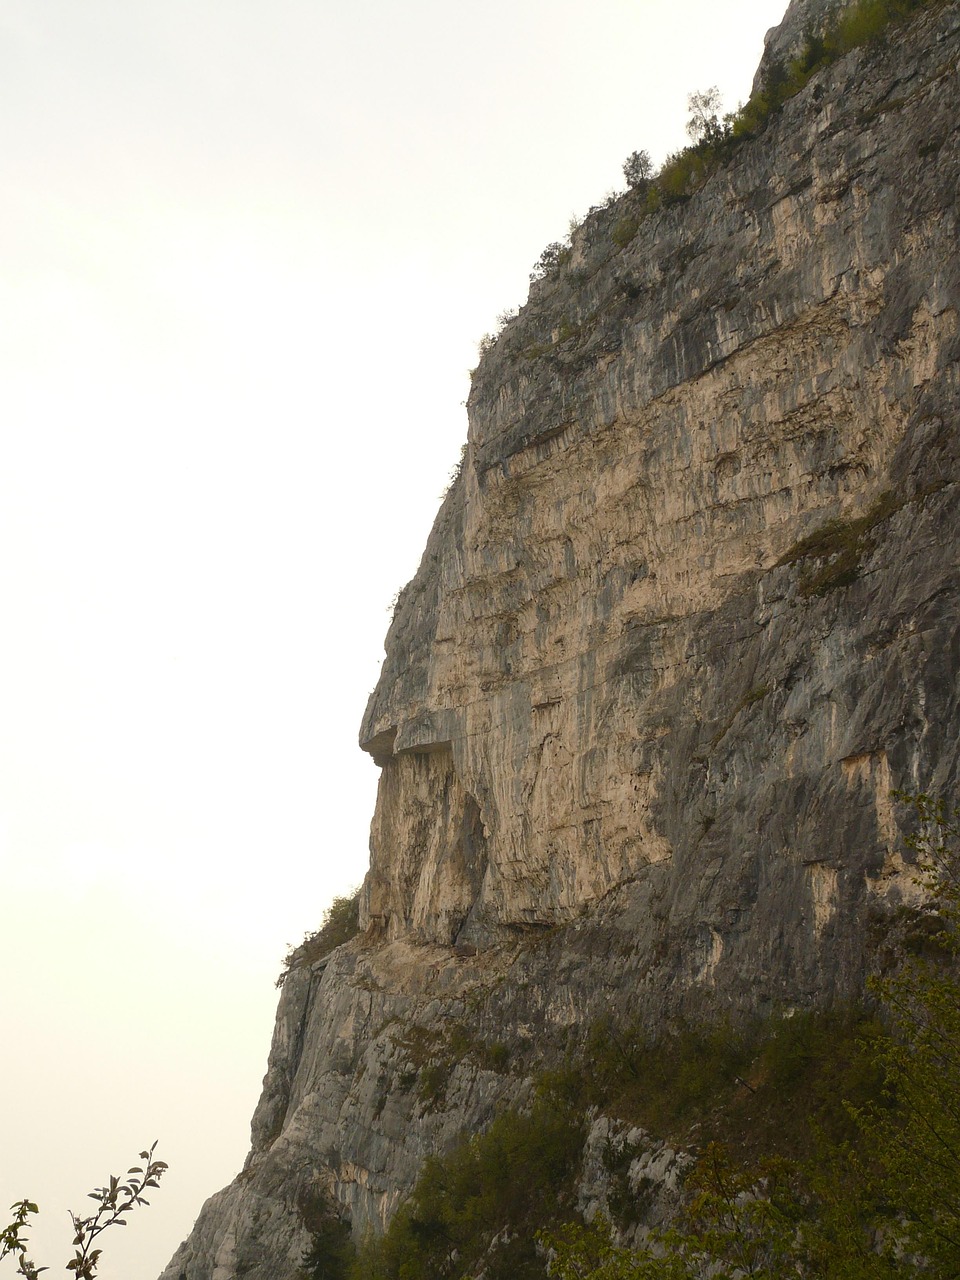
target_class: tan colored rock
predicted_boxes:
[161,7,960,1276]
[360,1,960,950]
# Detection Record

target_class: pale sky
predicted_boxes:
[0,2,790,1275]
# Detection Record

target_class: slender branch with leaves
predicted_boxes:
[1,1144,167,1279]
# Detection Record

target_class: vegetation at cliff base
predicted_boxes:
[542,794,960,1279]
[318,1006,890,1280]
[348,1098,584,1280]
[314,1009,889,1279]
[301,795,960,1280]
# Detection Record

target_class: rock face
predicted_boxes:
[160,3,960,1276]
[751,0,854,93]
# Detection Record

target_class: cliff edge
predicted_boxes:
[161,1,960,1275]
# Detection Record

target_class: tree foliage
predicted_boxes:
[530,241,572,284]
[622,150,652,191]
[278,890,361,987]
[684,88,725,145]
[544,794,960,1279]
[856,794,960,1269]
[349,1098,584,1280]
[1,1144,167,1279]
[299,1198,355,1280]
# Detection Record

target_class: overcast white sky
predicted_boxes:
[0,2,790,1275]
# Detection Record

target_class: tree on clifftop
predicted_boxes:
[685,86,726,145]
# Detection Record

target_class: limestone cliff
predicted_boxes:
[161,2,960,1276]
[752,0,854,92]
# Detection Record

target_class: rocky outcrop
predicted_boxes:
[160,3,960,1276]
[360,0,960,954]
[752,0,854,93]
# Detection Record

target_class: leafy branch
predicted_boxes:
[1,1144,167,1280]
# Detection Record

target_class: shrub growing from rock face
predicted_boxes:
[543,795,960,1279]
[530,241,572,284]
[612,216,641,249]
[349,1098,585,1280]
[277,890,361,987]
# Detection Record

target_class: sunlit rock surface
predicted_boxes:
[160,3,960,1275]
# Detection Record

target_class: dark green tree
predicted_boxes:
[622,150,653,191]
[544,794,960,1279]
[853,794,960,1270]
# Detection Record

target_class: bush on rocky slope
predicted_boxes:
[277,891,361,988]
[311,796,960,1280]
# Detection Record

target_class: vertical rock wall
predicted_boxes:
[359,0,960,958]
[160,4,960,1276]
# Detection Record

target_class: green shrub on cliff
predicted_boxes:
[603,0,948,249]
[832,0,925,49]
[612,216,641,249]
[349,1098,584,1280]
[343,794,960,1279]
[530,241,572,284]
[737,0,945,140]
[277,890,361,987]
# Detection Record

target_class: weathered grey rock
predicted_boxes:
[752,0,854,95]
[577,1116,693,1243]
[160,5,960,1277]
